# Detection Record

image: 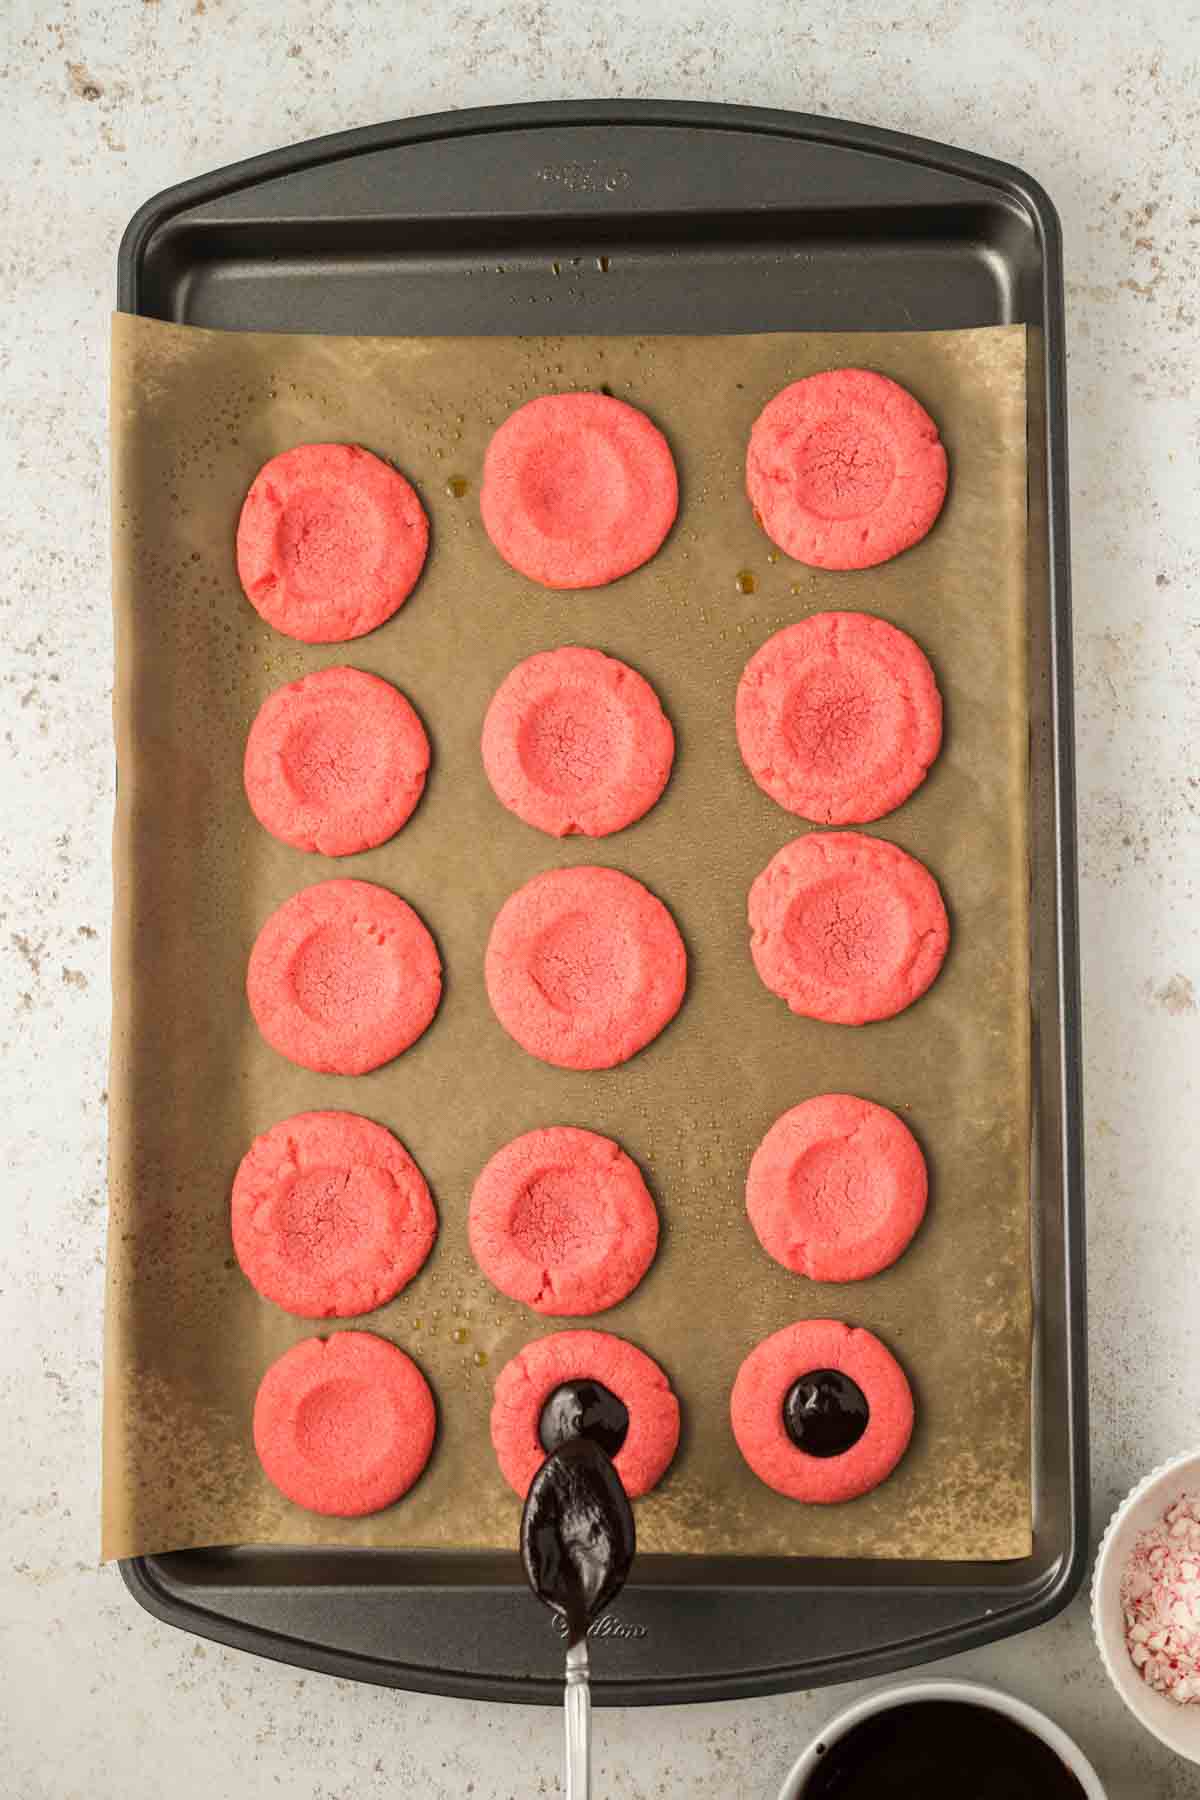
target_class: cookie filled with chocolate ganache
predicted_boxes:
[731,1319,913,1503]
[491,1329,680,1498]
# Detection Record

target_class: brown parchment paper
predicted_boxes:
[106,315,1030,1563]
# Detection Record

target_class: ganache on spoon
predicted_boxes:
[539,1379,630,1460]
[520,1434,636,1649]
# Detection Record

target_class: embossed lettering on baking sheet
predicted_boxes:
[537,162,632,194]
[551,1611,647,1641]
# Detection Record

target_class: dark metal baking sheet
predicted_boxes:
[115,99,1086,1705]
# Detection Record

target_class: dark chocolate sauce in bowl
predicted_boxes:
[783,1369,869,1458]
[520,1435,636,1648]
[539,1379,630,1460]
[804,1700,1090,1799]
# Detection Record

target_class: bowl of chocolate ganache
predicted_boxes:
[777,1677,1106,1800]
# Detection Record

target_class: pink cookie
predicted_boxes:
[730,1319,914,1503]
[746,1094,927,1282]
[253,1332,436,1517]
[470,1126,658,1315]
[232,1110,437,1318]
[746,369,948,570]
[244,666,430,856]
[237,443,429,642]
[247,879,441,1074]
[736,613,942,824]
[482,646,674,838]
[485,866,686,1070]
[748,832,948,1025]
[491,1329,679,1498]
[480,393,678,588]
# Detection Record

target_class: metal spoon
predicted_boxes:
[521,1436,636,1800]
[564,1637,590,1800]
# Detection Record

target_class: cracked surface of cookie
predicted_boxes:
[469,1126,657,1314]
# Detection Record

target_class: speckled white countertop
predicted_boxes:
[4,2,1199,1794]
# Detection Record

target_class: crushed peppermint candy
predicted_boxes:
[1122,1491,1200,1704]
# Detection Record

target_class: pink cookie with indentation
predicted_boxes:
[244,666,430,855]
[247,879,441,1074]
[731,1319,914,1503]
[481,393,678,589]
[470,1126,658,1315]
[491,1328,679,1498]
[232,1111,437,1318]
[253,1332,436,1516]
[736,612,942,824]
[485,865,686,1069]
[749,831,948,1025]
[747,369,948,570]
[746,1094,927,1282]
[237,443,428,642]
[482,646,674,837]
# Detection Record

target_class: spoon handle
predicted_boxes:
[564,1639,591,1800]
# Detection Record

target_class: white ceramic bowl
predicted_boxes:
[1092,1448,1200,1765]
[776,1675,1106,1799]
